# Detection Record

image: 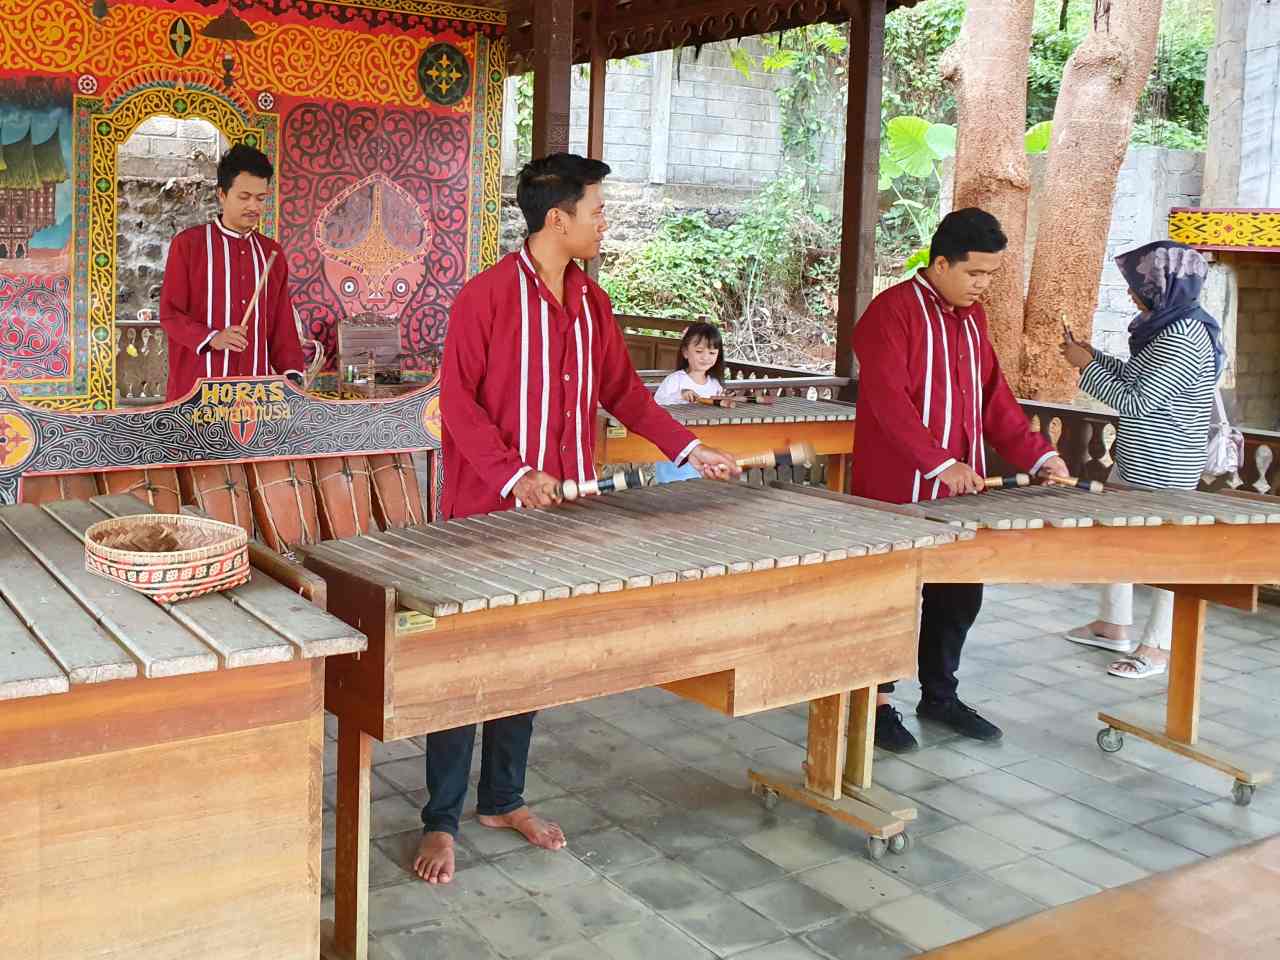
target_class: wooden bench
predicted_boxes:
[0,377,443,598]
[920,835,1280,958]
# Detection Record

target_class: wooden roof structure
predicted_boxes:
[517,0,908,390]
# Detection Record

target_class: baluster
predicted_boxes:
[1253,444,1274,495]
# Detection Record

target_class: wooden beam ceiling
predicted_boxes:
[503,0,919,70]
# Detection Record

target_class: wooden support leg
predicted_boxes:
[843,687,875,792]
[805,692,850,800]
[332,719,373,960]
[1097,586,1273,798]
[825,454,849,494]
[1167,591,1206,744]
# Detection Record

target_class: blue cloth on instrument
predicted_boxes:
[1116,240,1225,377]
[655,460,700,484]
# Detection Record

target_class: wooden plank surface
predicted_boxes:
[0,520,137,686]
[0,600,68,701]
[338,483,945,616]
[1,503,218,678]
[94,494,365,659]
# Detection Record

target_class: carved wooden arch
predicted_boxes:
[67,75,278,411]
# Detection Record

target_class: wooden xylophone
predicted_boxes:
[303,481,965,959]
[595,396,856,492]
[783,480,1280,813]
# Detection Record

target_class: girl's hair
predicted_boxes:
[676,321,725,382]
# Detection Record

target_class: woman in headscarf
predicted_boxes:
[1060,240,1226,679]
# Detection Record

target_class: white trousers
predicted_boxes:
[1099,583,1174,651]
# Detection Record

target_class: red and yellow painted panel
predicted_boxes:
[1168,208,1280,255]
[0,0,505,410]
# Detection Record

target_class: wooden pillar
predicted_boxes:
[834,0,887,400]
[586,0,606,278]
[531,0,575,158]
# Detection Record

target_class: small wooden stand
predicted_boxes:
[749,687,917,861]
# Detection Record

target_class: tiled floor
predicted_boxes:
[321,584,1280,959]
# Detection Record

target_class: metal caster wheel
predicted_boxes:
[1097,727,1124,754]
[888,831,912,855]
[762,788,780,811]
[867,836,888,861]
[1232,781,1255,807]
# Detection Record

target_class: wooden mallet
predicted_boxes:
[559,467,648,502]
[736,441,817,471]
[1043,475,1106,494]
[238,250,277,328]
[983,473,1030,491]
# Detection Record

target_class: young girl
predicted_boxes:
[1060,241,1224,679]
[653,321,726,483]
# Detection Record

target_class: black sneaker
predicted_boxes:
[874,704,920,754]
[917,697,1003,742]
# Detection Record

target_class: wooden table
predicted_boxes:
[787,482,1280,807]
[0,494,366,960]
[302,481,959,960]
[595,397,857,491]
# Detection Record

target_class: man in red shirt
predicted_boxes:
[852,208,1068,753]
[413,154,739,884]
[159,144,305,401]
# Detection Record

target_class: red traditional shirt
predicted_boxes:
[851,274,1055,505]
[159,219,306,401]
[441,246,700,520]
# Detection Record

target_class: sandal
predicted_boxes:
[1065,625,1133,654]
[1107,653,1168,679]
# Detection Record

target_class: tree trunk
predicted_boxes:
[940,0,1037,376]
[1021,0,1163,400]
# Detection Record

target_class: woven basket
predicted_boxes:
[84,514,250,603]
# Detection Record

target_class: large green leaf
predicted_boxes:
[902,245,931,277]
[885,116,936,178]
[878,152,904,190]
[729,46,753,79]
[1024,121,1053,154]
[924,122,957,160]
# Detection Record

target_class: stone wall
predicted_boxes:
[502,40,846,198]
[115,178,219,325]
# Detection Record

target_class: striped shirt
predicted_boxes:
[1079,318,1216,490]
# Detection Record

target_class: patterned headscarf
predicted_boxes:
[1115,240,1225,376]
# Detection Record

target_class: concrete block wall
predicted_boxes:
[502,39,846,197]
[1228,255,1280,429]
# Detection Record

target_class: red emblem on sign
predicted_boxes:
[229,400,257,446]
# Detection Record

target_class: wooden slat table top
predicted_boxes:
[0,497,367,702]
[903,484,1280,531]
[303,482,962,619]
[601,396,855,427]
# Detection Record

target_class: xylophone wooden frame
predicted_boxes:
[779,482,1280,813]
[306,483,953,960]
[593,399,857,492]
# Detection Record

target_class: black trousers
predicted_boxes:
[421,712,535,836]
[881,582,984,703]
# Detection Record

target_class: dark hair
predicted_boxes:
[677,321,725,382]
[516,153,611,234]
[928,207,1007,266]
[217,143,274,192]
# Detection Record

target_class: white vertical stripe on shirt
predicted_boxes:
[221,235,232,376]
[582,291,597,481]
[910,283,933,504]
[537,298,550,471]
[516,266,531,509]
[965,316,987,475]
[248,235,263,376]
[932,301,953,500]
[204,225,214,378]
[572,317,586,483]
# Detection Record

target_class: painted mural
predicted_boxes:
[0,0,505,410]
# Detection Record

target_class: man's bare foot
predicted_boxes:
[477,806,566,850]
[412,831,455,884]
